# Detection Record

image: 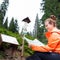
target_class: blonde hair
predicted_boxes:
[45,15,57,27]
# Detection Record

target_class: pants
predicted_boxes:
[26,51,60,60]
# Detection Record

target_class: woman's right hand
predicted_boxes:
[28,44,32,48]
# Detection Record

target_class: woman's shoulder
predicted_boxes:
[45,30,60,38]
[51,29,60,35]
[51,30,60,38]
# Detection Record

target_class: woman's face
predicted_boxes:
[45,21,54,32]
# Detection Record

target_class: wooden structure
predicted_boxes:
[0,34,20,59]
[0,34,19,45]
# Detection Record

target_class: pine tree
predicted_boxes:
[9,18,19,33]
[0,0,9,27]
[33,14,45,42]
[9,17,15,32]
[14,19,19,33]
[3,17,8,29]
[33,14,39,38]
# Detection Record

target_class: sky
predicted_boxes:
[3,0,44,33]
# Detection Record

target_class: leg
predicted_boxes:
[26,52,42,60]
[26,51,60,60]
[34,52,60,60]
[48,52,60,60]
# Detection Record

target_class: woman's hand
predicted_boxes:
[28,44,32,48]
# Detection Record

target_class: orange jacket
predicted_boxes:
[30,31,60,54]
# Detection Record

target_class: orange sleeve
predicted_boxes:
[30,45,53,52]
[30,32,60,52]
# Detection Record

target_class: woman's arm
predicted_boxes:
[30,32,60,52]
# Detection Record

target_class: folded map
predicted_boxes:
[23,37,44,46]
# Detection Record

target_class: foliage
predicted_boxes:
[24,44,34,57]
[0,51,6,59]
[0,27,21,43]
[9,17,19,33]
[41,0,60,27]
[24,33,35,56]
[3,17,8,29]
[14,19,19,32]
[33,14,47,43]
[0,0,9,27]
[25,32,35,40]
[33,14,39,38]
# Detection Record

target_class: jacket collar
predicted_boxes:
[45,28,60,39]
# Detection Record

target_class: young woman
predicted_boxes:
[26,15,60,60]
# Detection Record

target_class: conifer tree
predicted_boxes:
[33,14,44,42]
[9,18,19,33]
[9,17,15,32]
[33,14,39,38]
[3,17,8,29]
[14,19,19,33]
[0,0,9,27]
